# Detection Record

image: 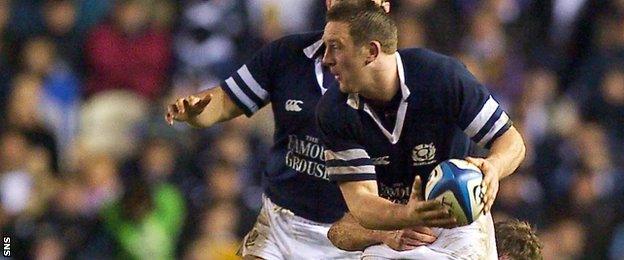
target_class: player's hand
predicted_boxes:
[405,176,457,228]
[383,226,437,251]
[165,94,212,125]
[465,157,500,214]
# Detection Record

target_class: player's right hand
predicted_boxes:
[405,176,457,229]
[383,226,437,251]
[165,94,212,125]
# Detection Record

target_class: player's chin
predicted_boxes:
[338,83,356,93]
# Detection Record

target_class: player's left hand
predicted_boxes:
[465,157,501,214]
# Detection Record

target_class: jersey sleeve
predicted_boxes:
[447,59,512,149]
[317,96,376,182]
[220,40,279,116]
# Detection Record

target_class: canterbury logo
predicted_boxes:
[372,156,390,165]
[285,100,303,112]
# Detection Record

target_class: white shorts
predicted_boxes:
[240,195,362,260]
[362,213,497,260]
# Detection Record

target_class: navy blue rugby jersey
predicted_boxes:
[219,31,347,223]
[317,49,512,204]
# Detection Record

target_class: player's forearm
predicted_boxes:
[486,126,526,179]
[189,87,243,128]
[327,213,390,251]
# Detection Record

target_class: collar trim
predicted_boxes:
[303,39,324,59]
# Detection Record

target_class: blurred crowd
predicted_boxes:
[0,0,622,259]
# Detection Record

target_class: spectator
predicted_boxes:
[183,201,240,260]
[85,0,171,100]
[1,128,61,258]
[580,68,624,168]
[393,11,426,49]
[78,90,148,160]
[79,153,121,215]
[6,73,60,174]
[36,178,97,258]
[494,171,545,226]
[75,0,113,32]
[102,174,185,259]
[20,36,80,171]
[41,0,84,74]
[0,129,35,217]
[0,0,13,114]
[567,165,621,259]
[174,0,252,87]
[515,68,558,166]
[541,218,586,259]
[610,222,624,260]
[247,0,315,43]
[31,232,66,260]
[462,4,525,109]
[395,0,464,54]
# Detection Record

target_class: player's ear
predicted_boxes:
[326,0,333,10]
[365,41,381,65]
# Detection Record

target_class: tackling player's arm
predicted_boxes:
[328,212,437,251]
[166,87,244,128]
[328,212,389,251]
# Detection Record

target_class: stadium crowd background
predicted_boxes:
[0,0,623,259]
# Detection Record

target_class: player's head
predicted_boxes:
[322,0,397,93]
[495,219,543,260]
[326,0,390,12]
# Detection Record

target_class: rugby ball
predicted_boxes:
[425,159,486,226]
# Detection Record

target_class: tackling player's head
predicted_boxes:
[322,0,397,93]
[326,0,390,12]
[495,219,543,260]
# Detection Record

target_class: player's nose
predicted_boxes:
[322,49,335,67]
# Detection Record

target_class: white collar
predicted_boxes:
[347,52,410,144]
[303,38,328,94]
[303,39,324,59]
[395,52,411,100]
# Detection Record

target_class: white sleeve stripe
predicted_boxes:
[325,149,370,161]
[225,77,259,113]
[238,65,269,101]
[464,96,499,138]
[327,166,376,175]
[478,112,510,146]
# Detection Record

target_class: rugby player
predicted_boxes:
[316,1,526,258]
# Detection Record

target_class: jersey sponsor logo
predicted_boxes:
[412,143,437,166]
[285,135,328,180]
[285,100,304,112]
[372,156,390,165]
[379,183,411,204]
